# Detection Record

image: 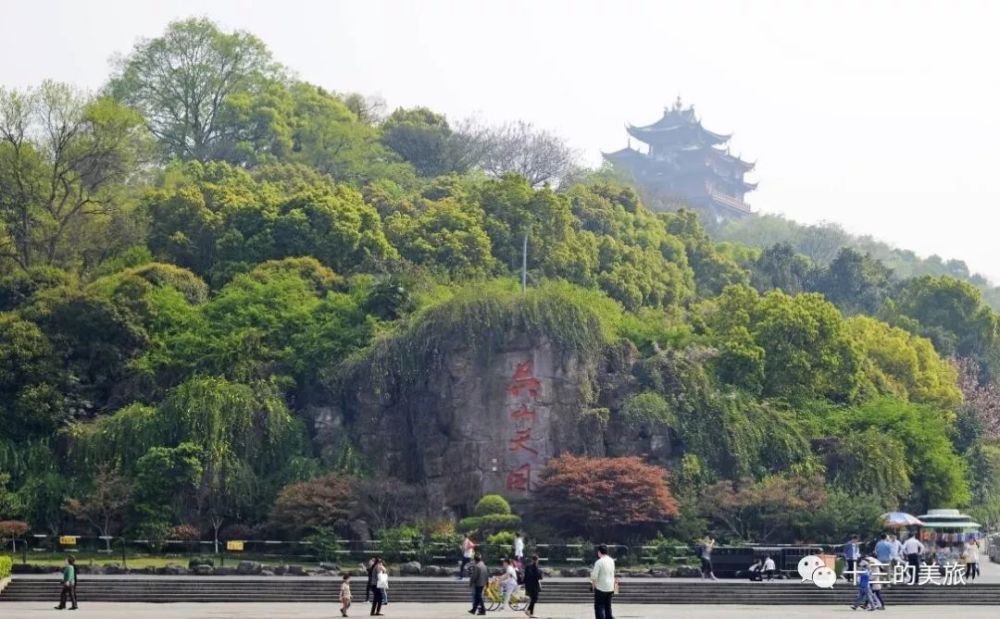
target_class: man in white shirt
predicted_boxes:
[762,556,776,581]
[590,545,616,619]
[889,535,904,566]
[902,536,925,585]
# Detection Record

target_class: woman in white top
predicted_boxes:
[964,539,981,581]
[514,533,525,567]
[500,558,518,610]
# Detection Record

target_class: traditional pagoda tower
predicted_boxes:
[604,97,756,220]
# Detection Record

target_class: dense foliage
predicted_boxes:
[0,17,995,547]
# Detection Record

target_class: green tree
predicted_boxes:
[381,107,471,177]
[132,443,204,526]
[848,315,961,408]
[109,17,279,161]
[890,276,999,378]
[699,475,827,543]
[23,287,148,414]
[385,196,496,279]
[0,313,64,440]
[706,286,864,402]
[811,247,894,315]
[0,82,147,269]
[661,209,748,297]
[749,243,815,295]
[825,428,911,506]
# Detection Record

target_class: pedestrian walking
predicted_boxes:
[843,534,860,583]
[365,557,382,615]
[365,557,379,603]
[54,556,78,610]
[964,539,981,581]
[371,563,388,616]
[902,535,925,585]
[340,573,353,617]
[850,560,877,611]
[468,553,487,616]
[459,535,475,579]
[591,544,616,619]
[523,554,543,618]
[698,536,717,580]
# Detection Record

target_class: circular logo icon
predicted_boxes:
[797,555,825,582]
[812,566,836,589]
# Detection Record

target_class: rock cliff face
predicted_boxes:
[314,327,677,517]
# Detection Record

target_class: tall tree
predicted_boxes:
[109,17,279,161]
[0,82,146,269]
[472,120,578,187]
[64,465,131,551]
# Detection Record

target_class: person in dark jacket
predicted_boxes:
[366,558,381,606]
[523,555,543,618]
[468,553,487,616]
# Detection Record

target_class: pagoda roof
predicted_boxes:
[627,103,731,147]
[601,146,647,166]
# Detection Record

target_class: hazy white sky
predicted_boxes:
[3,0,999,280]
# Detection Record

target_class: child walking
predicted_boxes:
[340,573,352,617]
[850,560,878,611]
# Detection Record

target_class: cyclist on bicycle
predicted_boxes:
[500,558,518,610]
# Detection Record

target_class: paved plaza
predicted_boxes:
[3,604,1000,619]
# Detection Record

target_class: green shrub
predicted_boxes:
[0,555,11,579]
[474,494,511,516]
[377,525,422,562]
[621,392,675,425]
[305,528,343,562]
[487,531,515,545]
[457,514,522,535]
[646,534,681,565]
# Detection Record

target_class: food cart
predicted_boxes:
[917,509,981,565]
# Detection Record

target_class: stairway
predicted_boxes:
[2,578,999,604]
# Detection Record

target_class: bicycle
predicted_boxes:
[484,577,528,612]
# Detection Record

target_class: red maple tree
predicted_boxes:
[535,455,679,538]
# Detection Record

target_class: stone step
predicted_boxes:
[4,578,997,605]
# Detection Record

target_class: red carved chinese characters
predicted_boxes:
[508,361,542,398]
[510,404,537,422]
[506,464,531,491]
[504,359,543,492]
[509,428,539,456]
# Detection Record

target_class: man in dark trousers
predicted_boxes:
[591,545,616,619]
[468,553,487,616]
[54,556,78,610]
[365,557,381,605]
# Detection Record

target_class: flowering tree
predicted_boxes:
[535,455,679,538]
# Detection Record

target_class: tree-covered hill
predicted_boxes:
[1,18,999,546]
